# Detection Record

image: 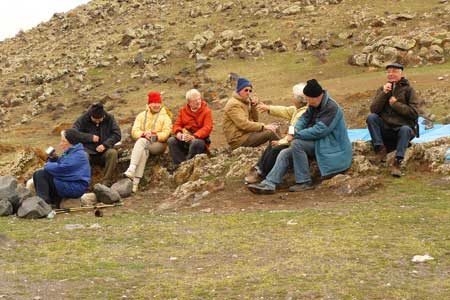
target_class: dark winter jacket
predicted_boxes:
[294,92,352,177]
[73,112,121,155]
[44,143,91,198]
[370,77,419,133]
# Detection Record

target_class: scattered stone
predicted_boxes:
[411,254,434,263]
[93,183,121,204]
[81,193,97,206]
[64,224,86,230]
[0,199,13,216]
[111,179,133,198]
[17,196,52,219]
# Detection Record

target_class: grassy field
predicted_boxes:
[1,176,450,299]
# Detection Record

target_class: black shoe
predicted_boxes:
[247,182,275,194]
[288,182,314,192]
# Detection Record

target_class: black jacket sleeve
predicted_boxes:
[102,115,122,149]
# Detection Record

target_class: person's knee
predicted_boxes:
[366,113,379,124]
[136,137,147,146]
[398,125,413,137]
[278,148,292,161]
[190,139,205,150]
[291,139,304,150]
[105,149,118,160]
[33,169,45,180]
[167,136,177,147]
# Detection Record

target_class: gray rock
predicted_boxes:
[81,193,97,206]
[111,179,133,198]
[17,196,52,219]
[93,183,121,204]
[0,199,13,216]
[0,176,17,199]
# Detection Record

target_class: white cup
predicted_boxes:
[46,146,56,156]
[288,126,295,135]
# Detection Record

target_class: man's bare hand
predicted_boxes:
[271,140,279,146]
[184,134,194,142]
[264,124,278,133]
[92,135,100,143]
[383,82,393,94]
[250,96,259,106]
[257,103,270,113]
[96,145,106,153]
[389,96,397,106]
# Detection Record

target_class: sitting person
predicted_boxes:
[168,89,213,166]
[366,63,419,177]
[32,129,91,208]
[124,92,172,192]
[73,103,121,187]
[245,83,307,184]
[222,77,279,149]
[248,79,352,194]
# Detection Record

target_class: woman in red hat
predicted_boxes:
[124,92,172,192]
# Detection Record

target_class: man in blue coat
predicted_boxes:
[32,129,91,208]
[248,79,352,194]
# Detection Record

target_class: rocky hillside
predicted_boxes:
[0,0,450,169]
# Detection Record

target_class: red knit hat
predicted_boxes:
[148,92,161,104]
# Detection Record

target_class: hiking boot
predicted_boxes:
[288,182,314,192]
[132,183,138,193]
[369,146,387,165]
[391,159,403,177]
[247,182,275,195]
[244,168,263,184]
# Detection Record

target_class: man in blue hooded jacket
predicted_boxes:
[248,79,352,194]
[32,129,91,208]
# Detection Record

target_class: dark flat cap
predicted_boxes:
[386,63,404,70]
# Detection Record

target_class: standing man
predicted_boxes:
[248,79,352,194]
[222,77,279,149]
[168,89,213,166]
[73,103,121,187]
[366,63,419,177]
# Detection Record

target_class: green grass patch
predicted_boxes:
[1,176,450,299]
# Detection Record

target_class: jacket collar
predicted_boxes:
[232,92,250,104]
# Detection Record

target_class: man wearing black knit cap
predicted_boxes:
[366,63,419,177]
[73,103,121,187]
[248,79,352,194]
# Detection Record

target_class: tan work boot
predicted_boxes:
[369,146,387,165]
[245,168,262,184]
[391,159,402,177]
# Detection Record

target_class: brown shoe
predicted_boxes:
[369,146,387,165]
[390,159,402,177]
[245,169,262,184]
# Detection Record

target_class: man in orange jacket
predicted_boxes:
[168,89,213,166]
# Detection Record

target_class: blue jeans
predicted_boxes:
[263,140,315,188]
[366,113,414,159]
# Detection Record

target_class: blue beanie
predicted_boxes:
[236,77,252,93]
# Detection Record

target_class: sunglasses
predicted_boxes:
[243,88,252,93]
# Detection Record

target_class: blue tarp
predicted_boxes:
[348,117,450,144]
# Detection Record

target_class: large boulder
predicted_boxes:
[0,176,17,199]
[111,179,133,198]
[17,196,52,219]
[93,183,121,204]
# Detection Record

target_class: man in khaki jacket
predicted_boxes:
[222,77,279,149]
